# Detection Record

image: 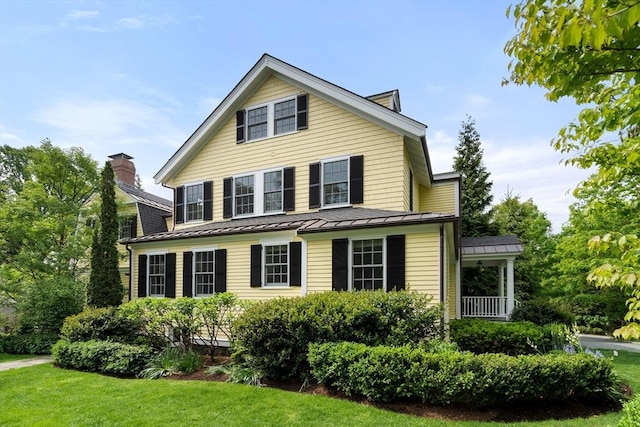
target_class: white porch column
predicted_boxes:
[506,258,515,317]
[498,264,505,317]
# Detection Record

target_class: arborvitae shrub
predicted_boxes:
[233,291,443,380]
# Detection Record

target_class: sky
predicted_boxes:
[0,0,591,232]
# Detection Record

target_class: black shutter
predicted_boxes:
[236,110,246,143]
[309,162,321,209]
[250,244,262,287]
[290,242,302,286]
[215,249,227,293]
[165,253,176,298]
[223,177,233,218]
[296,94,308,130]
[283,167,295,212]
[183,252,193,297]
[203,181,213,221]
[175,186,184,224]
[350,155,364,204]
[332,239,348,291]
[386,235,405,291]
[131,216,137,238]
[138,254,147,298]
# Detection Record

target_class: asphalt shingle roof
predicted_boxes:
[461,235,523,255]
[117,182,172,211]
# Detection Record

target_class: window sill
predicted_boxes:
[232,211,286,220]
[319,203,352,210]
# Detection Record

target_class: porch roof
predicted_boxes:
[460,235,523,267]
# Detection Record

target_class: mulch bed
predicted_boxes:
[166,355,623,422]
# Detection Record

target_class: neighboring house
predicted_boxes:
[109,154,173,301]
[122,54,520,320]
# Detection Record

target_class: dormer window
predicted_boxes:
[236,94,308,143]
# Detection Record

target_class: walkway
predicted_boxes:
[579,334,640,353]
[0,356,53,371]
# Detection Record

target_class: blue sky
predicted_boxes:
[0,0,589,231]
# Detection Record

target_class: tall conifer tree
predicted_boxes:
[87,162,122,307]
[452,116,496,237]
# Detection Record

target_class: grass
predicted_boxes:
[0,353,39,363]
[0,350,637,427]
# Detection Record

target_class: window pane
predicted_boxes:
[274,99,296,135]
[247,106,268,140]
[323,160,348,205]
[264,170,283,212]
[186,184,204,221]
[352,239,383,291]
[264,244,288,286]
[235,175,254,215]
[148,254,165,296]
[195,251,215,296]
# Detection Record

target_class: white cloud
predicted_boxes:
[467,94,491,108]
[116,18,143,29]
[68,10,99,20]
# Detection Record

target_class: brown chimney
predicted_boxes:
[108,153,136,186]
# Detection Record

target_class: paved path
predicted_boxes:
[579,334,640,353]
[0,356,53,371]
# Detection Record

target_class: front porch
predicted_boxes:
[459,236,523,320]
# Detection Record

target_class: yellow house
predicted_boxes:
[122,54,521,320]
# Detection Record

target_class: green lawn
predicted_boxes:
[0,353,39,363]
[0,350,637,427]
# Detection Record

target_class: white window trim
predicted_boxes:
[184,181,205,223]
[146,250,168,298]
[321,155,351,209]
[191,246,218,298]
[348,236,387,291]
[233,166,285,218]
[260,238,292,288]
[245,95,298,143]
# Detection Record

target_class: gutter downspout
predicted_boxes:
[126,243,133,301]
[439,222,446,339]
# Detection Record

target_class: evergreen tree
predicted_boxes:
[87,162,122,307]
[452,116,496,237]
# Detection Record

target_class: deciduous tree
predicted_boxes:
[505,0,639,338]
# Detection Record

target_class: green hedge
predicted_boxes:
[449,319,553,355]
[52,340,152,376]
[0,333,59,354]
[509,297,574,326]
[233,291,443,380]
[60,306,142,344]
[308,342,618,407]
[618,394,640,427]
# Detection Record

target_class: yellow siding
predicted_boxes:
[405,232,440,299]
[130,235,301,301]
[306,239,333,293]
[419,182,456,213]
[170,75,405,229]
[402,145,420,211]
[448,261,456,319]
[369,95,391,109]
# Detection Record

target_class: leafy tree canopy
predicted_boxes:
[505,0,639,338]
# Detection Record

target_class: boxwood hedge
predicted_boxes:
[52,339,152,376]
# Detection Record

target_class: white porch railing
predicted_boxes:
[462,296,508,318]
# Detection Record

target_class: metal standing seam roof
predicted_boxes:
[460,236,523,256]
[117,182,172,212]
[122,208,457,244]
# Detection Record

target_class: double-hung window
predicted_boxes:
[185,183,204,221]
[352,239,384,291]
[194,250,215,296]
[323,159,349,206]
[148,254,166,297]
[237,94,308,143]
[224,168,294,218]
[118,215,136,239]
[264,244,288,286]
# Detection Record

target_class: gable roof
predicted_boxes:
[123,207,455,244]
[154,54,433,186]
[117,182,172,212]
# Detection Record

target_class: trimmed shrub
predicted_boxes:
[60,306,142,344]
[509,297,574,326]
[308,342,618,407]
[618,394,640,427]
[233,291,443,380]
[449,318,553,355]
[0,332,59,354]
[17,277,84,334]
[52,339,152,376]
